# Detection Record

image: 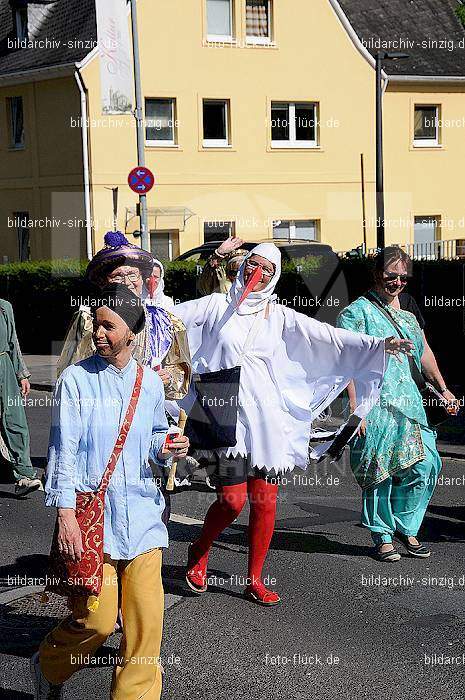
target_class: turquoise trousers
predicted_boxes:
[362,427,441,546]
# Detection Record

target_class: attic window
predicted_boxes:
[15,7,29,41]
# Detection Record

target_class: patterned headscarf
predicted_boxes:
[144,303,174,368]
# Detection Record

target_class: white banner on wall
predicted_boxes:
[96,0,133,114]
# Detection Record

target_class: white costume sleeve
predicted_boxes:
[287,308,385,414]
[281,308,386,460]
[174,293,220,329]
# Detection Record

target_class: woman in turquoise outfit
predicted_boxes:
[337,247,457,562]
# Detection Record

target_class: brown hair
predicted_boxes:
[373,246,412,276]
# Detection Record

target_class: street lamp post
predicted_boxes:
[375,51,409,251]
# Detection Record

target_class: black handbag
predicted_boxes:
[184,366,241,449]
[365,292,450,427]
[184,309,265,450]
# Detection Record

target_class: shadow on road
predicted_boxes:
[420,510,465,542]
[168,517,373,558]
[0,554,49,588]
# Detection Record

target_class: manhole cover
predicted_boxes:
[0,592,69,653]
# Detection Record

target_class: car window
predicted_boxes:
[177,252,203,263]
[280,245,332,260]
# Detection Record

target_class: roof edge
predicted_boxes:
[327,0,376,69]
[0,62,76,86]
[388,74,465,84]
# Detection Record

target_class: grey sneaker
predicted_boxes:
[15,477,42,497]
[30,652,64,699]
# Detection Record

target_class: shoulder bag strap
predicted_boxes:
[98,363,144,495]
[364,292,426,392]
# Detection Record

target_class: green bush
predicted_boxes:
[456,3,465,26]
[1,257,464,397]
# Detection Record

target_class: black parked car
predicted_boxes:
[175,238,335,263]
[174,239,348,325]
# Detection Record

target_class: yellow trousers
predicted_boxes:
[40,548,164,700]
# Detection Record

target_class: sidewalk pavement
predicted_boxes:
[23,354,465,461]
[25,354,58,393]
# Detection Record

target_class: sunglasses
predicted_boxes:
[245,260,274,278]
[383,273,408,284]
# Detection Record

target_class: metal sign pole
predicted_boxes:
[375,52,385,251]
[360,153,367,255]
[129,0,149,251]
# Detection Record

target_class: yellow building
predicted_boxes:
[1,0,465,261]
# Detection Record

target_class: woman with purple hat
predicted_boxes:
[57,231,191,400]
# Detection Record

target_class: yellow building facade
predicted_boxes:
[1,0,464,261]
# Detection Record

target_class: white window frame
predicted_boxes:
[202,99,230,148]
[273,219,319,241]
[246,0,272,45]
[150,230,178,260]
[206,0,234,43]
[271,102,318,149]
[413,105,440,148]
[413,216,440,259]
[145,98,176,147]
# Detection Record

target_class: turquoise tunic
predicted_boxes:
[0,299,34,481]
[337,293,428,489]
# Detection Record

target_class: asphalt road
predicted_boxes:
[0,391,464,699]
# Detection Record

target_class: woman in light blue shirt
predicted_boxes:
[32,285,189,700]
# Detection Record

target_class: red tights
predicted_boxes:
[192,477,278,586]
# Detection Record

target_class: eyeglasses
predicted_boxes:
[383,273,408,284]
[245,260,275,278]
[108,272,141,283]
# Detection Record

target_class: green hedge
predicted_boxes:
[0,256,338,354]
[1,257,464,400]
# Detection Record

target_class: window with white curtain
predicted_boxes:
[145,98,176,145]
[246,0,271,43]
[7,96,25,148]
[207,0,233,40]
[414,216,439,259]
[414,105,440,147]
[271,102,318,147]
[273,220,319,241]
[150,230,179,260]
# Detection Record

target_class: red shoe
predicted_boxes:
[185,543,208,594]
[244,580,281,606]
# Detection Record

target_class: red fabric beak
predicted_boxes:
[147,276,157,298]
[237,265,264,306]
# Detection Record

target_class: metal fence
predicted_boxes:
[343,239,465,260]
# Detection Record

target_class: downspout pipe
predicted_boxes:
[74,68,93,260]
